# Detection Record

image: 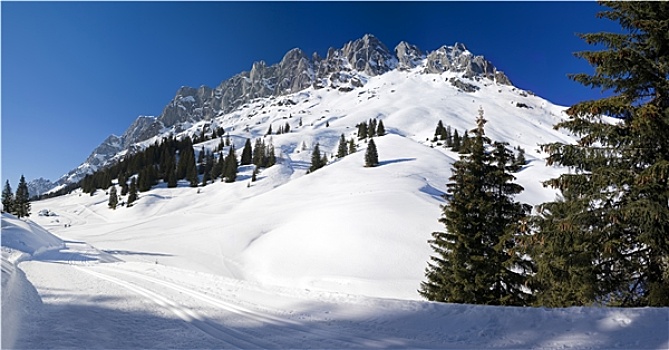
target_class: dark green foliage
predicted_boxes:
[529,1,669,307]
[434,120,446,141]
[251,166,258,182]
[444,126,453,147]
[252,138,276,168]
[364,138,379,167]
[460,131,471,153]
[266,125,273,136]
[420,108,531,306]
[309,143,325,172]
[223,145,238,183]
[284,122,291,133]
[119,173,129,196]
[377,120,386,136]
[108,186,118,210]
[451,130,461,152]
[14,175,31,218]
[197,146,205,166]
[367,119,377,138]
[167,168,178,188]
[511,146,526,171]
[336,134,348,158]
[348,138,357,154]
[2,180,14,214]
[241,139,253,165]
[137,167,156,192]
[127,177,138,206]
[357,121,368,140]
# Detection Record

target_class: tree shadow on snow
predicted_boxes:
[378,158,416,166]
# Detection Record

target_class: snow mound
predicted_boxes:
[1,213,64,264]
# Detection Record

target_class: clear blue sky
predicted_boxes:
[2,1,621,186]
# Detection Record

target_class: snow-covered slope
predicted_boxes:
[10,35,666,349]
[27,65,578,300]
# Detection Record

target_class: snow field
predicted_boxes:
[4,67,667,348]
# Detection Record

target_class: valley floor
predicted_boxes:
[3,215,668,349]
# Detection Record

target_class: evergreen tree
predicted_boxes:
[358,121,368,140]
[266,142,276,167]
[419,108,531,305]
[377,120,386,136]
[187,161,199,187]
[266,125,273,136]
[251,166,258,182]
[348,138,357,154]
[336,134,348,158]
[529,2,669,307]
[367,119,377,138]
[284,122,291,133]
[511,146,526,172]
[210,152,224,181]
[435,120,446,141]
[119,173,129,196]
[252,138,265,167]
[452,129,461,151]
[445,125,453,147]
[14,175,31,218]
[309,143,325,172]
[127,177,138,206]
[108,185,118,210]
[2,180,14,214]
[167,168,178,188]
[364,138,379,167]
[223,145,238,183]
[241,138,253,165]
[460,131,471,153]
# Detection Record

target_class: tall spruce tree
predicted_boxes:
[435,120,446,141]
[377,120,386,136]
[529,2,669,307]
[336,134,348,158]
[108,185,118,210]
[364,138,379,167]
[127,177,138,206]
[14,175,31,218]
[223,145,238,183]
[419,108,531,305]
[241,138,253,165]
[2,180,14,214]
[348,138,357,154]
[309,143,325,172]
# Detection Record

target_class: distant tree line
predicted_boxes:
[77,132,276,206]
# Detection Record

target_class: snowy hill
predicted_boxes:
[52,34,522,188]
[7,34,667,349]
[29,62,580,300]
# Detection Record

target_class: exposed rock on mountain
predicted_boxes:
[51,34,515,189]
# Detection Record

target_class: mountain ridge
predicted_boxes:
[47,34,517,191]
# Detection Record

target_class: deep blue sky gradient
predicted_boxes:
[2,1,621,185]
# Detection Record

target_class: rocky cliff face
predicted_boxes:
[27,178,55,198]
[53,34,512,188]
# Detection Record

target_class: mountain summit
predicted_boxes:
[51,34,513,189]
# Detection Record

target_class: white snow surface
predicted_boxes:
[3,69,668,348]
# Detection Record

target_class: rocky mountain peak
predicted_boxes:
[53,34,515,190]
[395,41,424,70]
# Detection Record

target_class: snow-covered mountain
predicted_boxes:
[29,30,584,300]
[8,34,668,349]
[51,34,517,188]
[26,177,55,199]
